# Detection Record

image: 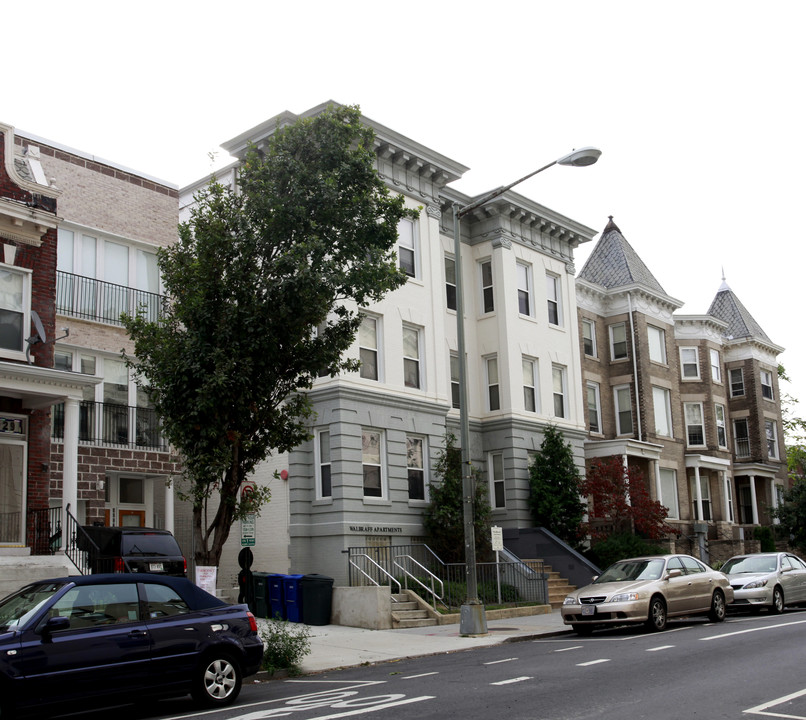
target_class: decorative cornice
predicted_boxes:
[1,123,61,200]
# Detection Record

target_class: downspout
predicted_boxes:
[627,292,643,441]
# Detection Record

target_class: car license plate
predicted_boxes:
[149,563,164,572]
[581,605,596,616]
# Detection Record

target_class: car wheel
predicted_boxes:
[770,586,784,614]
[646,596,667,631]
[191,653,242,707]
[572,623,594,636]
[708,590,726,622]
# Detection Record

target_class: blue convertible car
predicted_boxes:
[0,573,264,718]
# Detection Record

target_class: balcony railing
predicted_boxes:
[52,400,168,450]
[56,270,164,326]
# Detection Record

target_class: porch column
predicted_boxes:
[623,454,631,505]
[654,460,662,503]
[771,478,780,524]
[693,466,704,521]
[749,474,759,525]
[722,471,734,523]
[61,397,80,552]
[164,477,175,534]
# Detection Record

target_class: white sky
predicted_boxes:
[6,0,806,419]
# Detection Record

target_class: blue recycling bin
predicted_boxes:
[268,573,286,620]
[283,574,304,622]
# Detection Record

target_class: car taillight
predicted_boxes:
[246,611,258,633]
[114,557,125,573]
[183,557,187,574]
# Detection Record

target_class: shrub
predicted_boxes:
[260,618,312,675]
[754,525,776,552]
[586,533,666,571]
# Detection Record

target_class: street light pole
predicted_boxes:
[454,147,601,636]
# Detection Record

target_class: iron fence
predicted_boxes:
[56,271,164,326]
[51,400,168,450]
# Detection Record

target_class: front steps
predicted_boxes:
[391,591,439,629]
[522,559,576,609]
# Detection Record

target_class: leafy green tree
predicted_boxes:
[123,104,416,568]
[774,480,806,553]
[423,434,492,563]
[778,364,806,481]
[528,426,585,547]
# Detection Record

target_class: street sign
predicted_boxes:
[241,513,256,547]
[491,525,503,552]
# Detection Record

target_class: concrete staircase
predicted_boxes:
[390,591,439,629]
[522,559,576,609]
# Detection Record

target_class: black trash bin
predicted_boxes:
[300,574,334,626]
[251,571,270,618]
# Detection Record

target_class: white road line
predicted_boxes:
[744,686,806,717]
[646,645,675,652]
[702,619,806,641]
[577,659,611,667]
[491,676,533,685]
[553,646,583,652]
[400,672,439,679]
[484,658,518,665]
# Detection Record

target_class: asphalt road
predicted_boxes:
[54,608,806,720]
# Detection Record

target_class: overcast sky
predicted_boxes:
[7,1,806,421]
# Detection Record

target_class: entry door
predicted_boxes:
[119,510,146,527]
[0,442,25,544]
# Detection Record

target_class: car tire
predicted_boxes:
[708,590,726,622]
[770,586,784,614]
[191,653,242,707]
[646,596,667,631]
[572,623,595,636]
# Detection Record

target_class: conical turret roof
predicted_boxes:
[708,277,772,343]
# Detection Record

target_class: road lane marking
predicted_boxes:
[484,658,518,665]
[744,686,806,717]
[577,659,611,666]
[646,645,675,652]
[702,619,806,641]
[230,694,435,719]
[491,676,533,685]
[400,672,439,679]
[553,646,583,652]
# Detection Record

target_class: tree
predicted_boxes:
[579,456,676,542]
[123,104,416,568]
[778,364,806,481]
[422,434,492,563]
[527,425,585,547]
[775,479,806,553]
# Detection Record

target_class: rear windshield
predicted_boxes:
[121,534,181,557]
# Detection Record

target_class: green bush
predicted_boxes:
[754,525,776,552]
[586,533,666,571]
[260,618,312,675]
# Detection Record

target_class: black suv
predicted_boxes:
[80,526,187,576]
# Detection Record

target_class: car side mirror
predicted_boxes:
[665,569,683,579]
[41,616,70,637]
[591,575,599,582]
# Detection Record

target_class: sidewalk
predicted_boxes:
[258,608,571,675]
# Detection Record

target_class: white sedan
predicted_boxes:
[722,552,806,613]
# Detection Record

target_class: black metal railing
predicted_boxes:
[56,270,164,326]
[27,507,62,555]
[0,511,21,545]
[51,400,168,450]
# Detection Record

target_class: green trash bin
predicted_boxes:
[300,574,334,626]
[252,571,270,618]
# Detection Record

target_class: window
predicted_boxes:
[523,357,538,412]
[517,263,532,316]
[587,382,602,433]
[552,365,567,419]
[450,353,460,409]
[648,326,666,364]
[761,369,774,400]
[362,429,383,498]
[49,583,141,628]
[765,419,779,460]
[480,260,494,313]
[610,323,628,360]
[715,404,728,448]
[402,325,421,389]
[406,435,426,501]
[397,218,417,278]
[734,418,750,457]
[652,386,673,437]
[486,357,500,411]
[582,319,596,357]
[659,468,679,519]
[690,475,712,521]
[614,385,633,435]
[0,265,30,357]
[546,273,561,325]
[445,256,457,311]
[710,349,722,383]
[359,315,379,381]
[684,402,705,446]
[680,348,700,379]
[489,452,505,509]
[144,582,192,618]
[103,359,129,444]
[730,368,745,397]
[316,430,332,498]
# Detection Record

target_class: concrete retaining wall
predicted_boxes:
[330,585,392,630]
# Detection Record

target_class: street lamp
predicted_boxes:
[454,146,601,636]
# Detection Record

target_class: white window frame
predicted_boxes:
[730,367,745,397]
[552,364,567,419]
[658,467,680,519]
[652,386,673,438]
[546,273,562,326]
[684,402,705,447]
[609,323,628,360]
[710,349,722,383]
[715,403,728,449]
[444,255,457,311]
[765,419,779,460]
[614,384,633,435]
[449,353,460,410]
[522,357,538,413]
[486,356,500,411]
[406,434,428,502]
[582,318,596,357]
[397,218,418,278]
[680,347,700,379]
[358,314,381,381]
[587,381,602,434]
[402,324,422,390]
[315,429,332,500]
[489,452,506,510]
[480,260,494,314]
[361,428,385,500]
[0,263,32,361]
[517,262,533,317]
[761,369,774,400]
[648,325,667,364]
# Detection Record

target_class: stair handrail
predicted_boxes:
[348,553,402,599]
[393,554,445,612]
[63,505,98,575]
